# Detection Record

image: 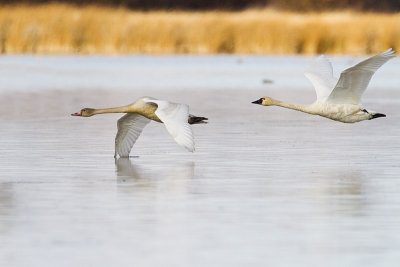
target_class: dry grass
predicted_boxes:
[1,3,400,54]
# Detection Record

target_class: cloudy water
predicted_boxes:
[0,55,400,266]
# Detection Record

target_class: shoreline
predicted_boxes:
[0,4,399,55]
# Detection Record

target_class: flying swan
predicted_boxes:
[72,97,207,157]
[252,48,396,123]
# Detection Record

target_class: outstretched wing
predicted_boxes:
[304,55,338,101]
[143,99,195,152]
[327,48,395,104]
[115,113,150,158]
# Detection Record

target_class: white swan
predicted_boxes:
[71,97,207,157]
[252,49,396,123]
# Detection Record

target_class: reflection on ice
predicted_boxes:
[313,170,365,216]
[0,55,400,267]
[115,158,142,182]
[115,158,195,184]
[0,183,13,212]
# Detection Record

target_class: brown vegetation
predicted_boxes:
[3,0,400,12]
[0,4,399,54]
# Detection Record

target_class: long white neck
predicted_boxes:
[273,100,315,115]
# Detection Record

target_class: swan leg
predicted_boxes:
[188,115,208,124]
[371,113,386,119]
[363,109,386,120]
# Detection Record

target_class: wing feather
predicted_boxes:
[143,99,195,152]
[115,113,150,158]
[304,55,338,101]
[327,48,395,104]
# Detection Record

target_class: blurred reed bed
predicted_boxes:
[0,3,399,54]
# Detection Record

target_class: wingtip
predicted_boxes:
[185,143,195,153]
[383,48,396,57]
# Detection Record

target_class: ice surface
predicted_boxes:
[0,55,399,267]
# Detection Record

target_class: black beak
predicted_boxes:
[252,98,262,104]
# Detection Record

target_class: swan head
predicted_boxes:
[252,97,274,106]
[71,108,95,117]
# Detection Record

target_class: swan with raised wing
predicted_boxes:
[72,97,207,157]
[252,49,396,123]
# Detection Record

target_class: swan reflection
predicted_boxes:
[0,183,14,215]
[115,158,195,183]
[315,170,365,216]
[0,182,15,233]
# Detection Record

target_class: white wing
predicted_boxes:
[115,113,150,158]
[327,48,396,104]
[304,55,338,101]
[143,99,195,152]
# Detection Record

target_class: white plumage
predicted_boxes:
[72,97,207,157]
[304,54,338,101]
[115,114,150,158]
[253,49,396,123]
[326,48,395,105]
[143,99,195,152]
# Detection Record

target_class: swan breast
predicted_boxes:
[312,102,368,122]
[130,97,162,122]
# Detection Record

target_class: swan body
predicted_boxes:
[253,49,395,123]
[72,97,207,157]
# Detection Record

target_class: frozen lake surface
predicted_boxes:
[0,55,400,266]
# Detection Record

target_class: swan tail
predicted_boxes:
[188,115,208,124]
